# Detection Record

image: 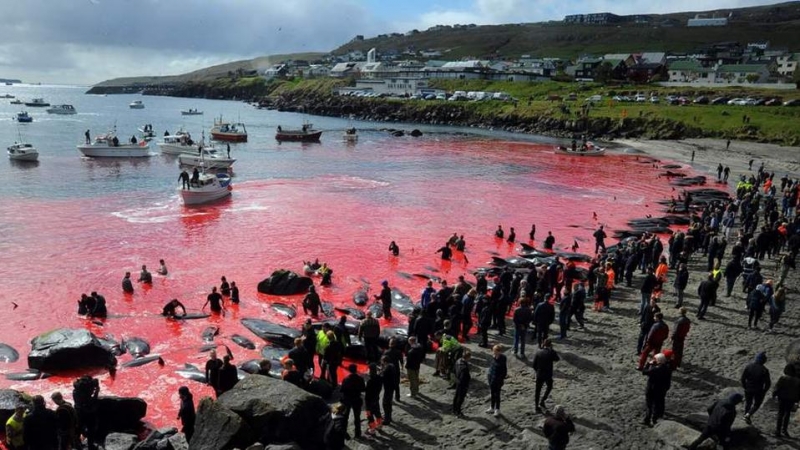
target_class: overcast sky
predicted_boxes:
[0,0,776,85]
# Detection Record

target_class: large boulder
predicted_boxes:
[217,375,329,449]
[0,389,31,423]
[28,328,117,371]
[257,270,313,296]
[97,396,148,434]
[104,433,138,450]
[191,397,252,450]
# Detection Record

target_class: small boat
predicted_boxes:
[178,147,235,170]
[0,94,14,99]
[210,116,247,142]
[7,143,38,162]
[138,125,156,140]
[181,109,203,116]
[343,127,358,143]
[275,123,322,142]
[10,99,22,105]
[24,98,50,107]
[77,129,151,158]
[180,171,232,205]
[129,100,145,109]
[158,130,212,155]
[15,111,32,123]
[46,104,77,115]
[554,142,606,157]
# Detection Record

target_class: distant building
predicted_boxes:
[564,12,621,24]
[303,64,330,79]
[263,64,288,80]
[574,58,603,80]
[353,77,429,96]
[716,64,769,83]
[668,60,715,82]
[776,53,800,77]
[687,14,728,27]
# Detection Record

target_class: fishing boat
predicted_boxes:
[10,99,22,105]
[275,123,322,142]
[7,143,38,162]
[554,142,606,157]
[210,116,247,142]
[179,170,232,205]
[0,94,14,99]
[181,109,203,116]
[24,98,50,107]
[343,127,358,143]
[15,111,32,123]
[129,100,145,109]
[77,129,151,158]
[178,147,235,170]
[158,130,212,155]
[46,104,77,115]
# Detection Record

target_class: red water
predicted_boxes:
[0,140,687,426]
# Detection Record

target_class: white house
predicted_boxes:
[776,53,799,77]
[303,64,331,78]
[354,77,429,96]
[263,64,288,80]
[687,14,728,26]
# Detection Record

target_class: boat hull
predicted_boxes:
[77,144,151,158]
[25,103,49,107]
[16,117,32,123]
[178,154,235,169]
[343,134,358,143]
[181,111,203,116]
[7,151,38,161]
[210,132,247,142]
[157,143,200,156]
[276,131,322,142]
[554,146,605,157]
[180,188,231,205]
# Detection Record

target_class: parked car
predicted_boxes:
[634,94,647,102]
[650,96,660,104]
[727,98,743,105]
[585,94,602,102]
[765,98,782,106]
[784,99,800,107]
[494,92,512,101]
[678,97,691,105]
[693,96,709,104]
[612,95,630,102]
[436,93,447,101]
[710,97,730,105]
[665,95,678,103]
[424,94,436,100]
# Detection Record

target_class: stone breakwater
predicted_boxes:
[259,91,708,141]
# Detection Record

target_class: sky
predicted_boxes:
[0,0,779,85]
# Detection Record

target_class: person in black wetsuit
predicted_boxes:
[375,281,393,320]
[544,232,556,251]
[220,276,231,296]
[72,375,100,450]
[495,225,504,239]
[122,272,134,293]
[78,293,95,315]
[389,241,400,256]
[507,227,516,243]
[90,291,107,318]
[218,355,238,394]
[436,242,453,260]
[205,350,223,397]
[191,168,200,186]
[203,286,224,314]
[179,170,190,190]
[138,265,152,284]
[302,285,321,316]
[162,299,187,318]
[177,386,195,442]
[230,281,240,304]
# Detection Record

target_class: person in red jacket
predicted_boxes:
[670,308,691,369]
[638,312,669,370]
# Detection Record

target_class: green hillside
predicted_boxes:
[334,2,800,59]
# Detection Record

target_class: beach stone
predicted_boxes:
[410,129,423,137]
[245,443,265,450]
[167,433,189,450]
[191,397,252,450]
[0,389,31,424]
[28,328,117,371]
[257,270,313,296]
[104,432,138,450]
[217,375,329,448]
[97,396,148,433]
[653,420,713,449]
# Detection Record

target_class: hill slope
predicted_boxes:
[334,2,800,59]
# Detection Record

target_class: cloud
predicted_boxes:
[0,0,388,84]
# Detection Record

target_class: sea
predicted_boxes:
[0,84,692,426]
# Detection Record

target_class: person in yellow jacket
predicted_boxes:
[5,405,25,450]
[316,323,332,381]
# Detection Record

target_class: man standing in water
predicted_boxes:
[544,232,556,251]
[203,286,224,314]
[375,281,393,320]
[122,272,134,294]
[436,242,452,261]
[593,225,607,254]
[302,285,321,316]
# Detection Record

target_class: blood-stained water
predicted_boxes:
[0,134,690,427]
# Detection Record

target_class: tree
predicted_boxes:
[745,73,761,84]
[595,62,614,84]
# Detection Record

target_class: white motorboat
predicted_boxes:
[24,98,50,107]
[7,143,39,161]
[10,99,22,105]
[129,100,145,109]
[343,128,358,143]
[77,130,151,158]
[158,130,214,155]
[178,147,235,170]
[46,104,77,115]
[179,171,232,205]
[138,125,156,140]
[181,109,203,116]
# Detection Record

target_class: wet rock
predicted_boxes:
[0,343,20,363]
[392,130,404,137]
[191,397,252,450]
[410,129,423,137]
[653,420,712,449]
[0,389,31,423]
[28,328,117,372]
[97,396,148,434]
[217,375,329,448]
[167,433,189,450]
[257,270,313,296]
[104,433,138,450]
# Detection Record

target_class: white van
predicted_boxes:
[586,94,602,102]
